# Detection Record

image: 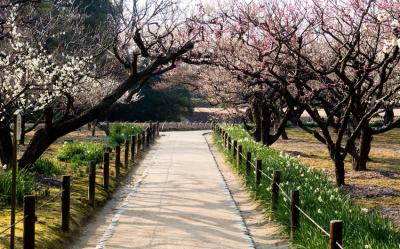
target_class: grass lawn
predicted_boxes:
[272,127,400,227]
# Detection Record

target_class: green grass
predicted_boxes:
[107,123,143,148]
[28,158,65,176]
[0,169,36,206]
[57,142,105,167]
[216,125,400,249]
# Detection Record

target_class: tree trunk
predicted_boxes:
[0,125,12,166]
[334,158,346,186]
[18,75,139,167]
[281,128,289,140]
[383,106,394,125]
[351,128,372,171]
[251,102,262,142]
[260,104,272,146]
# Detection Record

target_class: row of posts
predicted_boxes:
[20,122,160,249]
[211,124,343,249]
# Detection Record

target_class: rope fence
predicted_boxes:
[213,123,344,249]
[0,215,27,236]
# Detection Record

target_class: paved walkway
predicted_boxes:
[92,131,253,249]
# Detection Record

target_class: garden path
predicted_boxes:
[74,131,286,249]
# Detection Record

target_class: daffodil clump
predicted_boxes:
[216,125,400,249]
[57,142,105,167]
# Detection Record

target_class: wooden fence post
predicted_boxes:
[291,190,300,239]
[137,134,141,154]
[153,125,156,141]
[232,140,237,158]
[151,124,154,141]
[271,171,281,210]
[23,195,35,249]
[124,139,129,168]
[237,145,242,168]
[223,133,227,148]
[88,161,96,206]
[103,152,110,190]
[228,136,232,151]
[246,152,251,182]
[115,145,120,178]
[329,220,343,249]
[10,116,18,249]
[142,132,146,150]
[146,129,151,147]
[156,121,160,136]
[255,159,262,188]
[61,175,70,232]
[130,135,136,162]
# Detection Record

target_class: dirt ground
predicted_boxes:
[272,128,400,228]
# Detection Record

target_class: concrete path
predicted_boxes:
[91,131,253,249]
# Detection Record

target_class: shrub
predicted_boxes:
[369,119,384,128]
[28,159,64,176]
[107,123,143,148]
[217,125,400,249]
[57,142,104,166]
[302,120,319,128]
[0,169,36,206]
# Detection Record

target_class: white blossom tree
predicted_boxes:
[0,0,197,167]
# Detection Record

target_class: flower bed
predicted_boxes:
[215,125,400,249]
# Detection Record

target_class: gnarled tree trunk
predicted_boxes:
[351,126,372,171]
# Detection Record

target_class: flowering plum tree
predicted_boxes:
[191,0,400,186]
[251,0,400,185]
[0,0,196,167]
[187,2,298,145]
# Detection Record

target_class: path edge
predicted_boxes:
[202,132,256,249]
